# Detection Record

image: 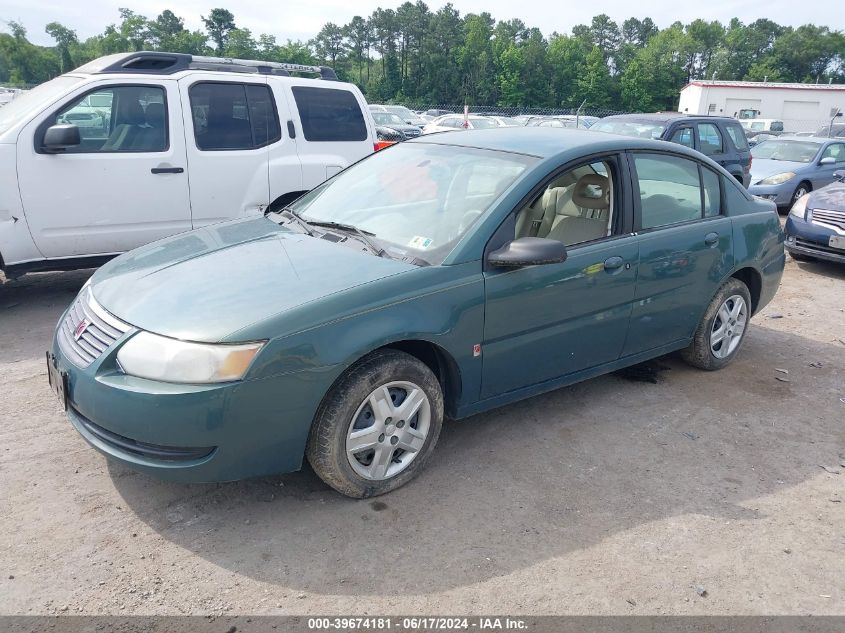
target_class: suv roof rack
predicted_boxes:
[82,52,338,81]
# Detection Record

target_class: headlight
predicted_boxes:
[759,172,796,185]
[789,193,809,219]
[116,332,264,383]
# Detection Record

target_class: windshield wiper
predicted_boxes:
[305,220,390,259]
[276,208,315,236]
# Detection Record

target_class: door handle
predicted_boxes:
[287,120,296,138]
[151,166,184,174]
[604,256,625,272]
[704,232,719,247]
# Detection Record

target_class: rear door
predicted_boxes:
[622,151,734,357]
[17,80,191,258]
[282,82,375,190]
[179,75,286,228]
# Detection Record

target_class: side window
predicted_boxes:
[291,87,367,142]
[634,153,712,229]
[189,82,280,151]
[52,85,167,153]
[696,123,723,156]
[702,168,722,217]
[514,159,616,247]
[820,143,845,163]
[725,124,749,151]
[670,127,694,148]
[771,121,784,132]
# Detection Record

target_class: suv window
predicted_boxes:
[291,86,367,142]
[190,82,280,151]
[696,123,723,156]
[634,153,720,229]
[514,160,616,247]
[53,85,167,153]
[670,127,694,148]
[724,123,749,151]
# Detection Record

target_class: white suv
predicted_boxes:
[0,52,377,277]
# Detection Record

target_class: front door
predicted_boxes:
[622,151,734,356]
[481,156,638,398]
[17,80,191,258]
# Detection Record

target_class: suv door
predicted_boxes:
[481,155,638,398]
[622,151,734,357]
[180,76,284,228]
[17,81,190,258]
[282,82,374,190]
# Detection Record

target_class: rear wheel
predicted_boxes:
[306,349,444,498]
[681,278,752,371]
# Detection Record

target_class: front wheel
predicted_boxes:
[306,349,444,498]
[681,278,752,371]
[791,182,811,206]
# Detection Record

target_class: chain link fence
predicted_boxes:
[404,104,629,119]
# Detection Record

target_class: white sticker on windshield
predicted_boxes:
[409,236,433,249]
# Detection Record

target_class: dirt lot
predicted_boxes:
[1,255,843,616]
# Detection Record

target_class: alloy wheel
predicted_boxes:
[710,295,748,359]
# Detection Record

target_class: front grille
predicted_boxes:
[811,208,845,232]
[57,286,131,368]
[72,407,215,462]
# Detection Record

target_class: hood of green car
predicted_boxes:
[90,217,415,342]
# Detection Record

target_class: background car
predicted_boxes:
[422,108,454,121]
[371,111,422,138]
[748,136,845,209]
[374,125,405,150]
[784,174,845,263]
[591,113,752,187]
[489,116,522,127]
[382,104,427,127]
[422,114,498,133]
[51,128,784,498]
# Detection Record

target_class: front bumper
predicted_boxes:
[748,182,794,206]
[51,323,339,483]
[784,215,845,264]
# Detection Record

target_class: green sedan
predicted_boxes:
[48,128,785,497]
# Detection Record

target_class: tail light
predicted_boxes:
[374,141,397,152]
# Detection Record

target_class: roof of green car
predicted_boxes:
[409,127,675,161]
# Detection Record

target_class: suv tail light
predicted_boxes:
[374,141,396,152]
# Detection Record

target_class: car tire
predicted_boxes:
[681,278,752,371]
[791,182,812,206]
[306,349,444,498]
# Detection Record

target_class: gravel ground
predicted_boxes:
[0,255,843,616]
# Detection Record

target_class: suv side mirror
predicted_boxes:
[819,156,836,166]
[42,124,81,152]
[488,237,568,268]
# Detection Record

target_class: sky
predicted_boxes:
[2,0,842,47]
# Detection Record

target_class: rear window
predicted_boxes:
[292,87,367,142]
[591,119,666,140]
[724,124,749,151]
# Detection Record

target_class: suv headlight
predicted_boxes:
[759,172,796,185]
[789,193,809,219]
[117,332,264,383]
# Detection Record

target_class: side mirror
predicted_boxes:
[42,124,80,152]
[833,170,845,181]
[819,156,836,166]
[488,237,568,268]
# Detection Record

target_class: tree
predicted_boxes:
[459,13,496,103]
[224,28,257,58]
[118,8,150,51]
[313,22,346,67]
[202,8,236,54]
[149,10,184,49]
[577,46,613,107]
[45,22,77,72]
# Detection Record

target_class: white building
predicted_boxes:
[678,80,845,133]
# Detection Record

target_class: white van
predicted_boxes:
[738,118,785,133]
[0,52,377,277]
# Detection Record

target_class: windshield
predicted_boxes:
[288,142,535,265]
[0,75,83,135]
[470,118,497,129]
[752,140,821,162]
[386,106,414,119]
[591,119,665,139]
[372,112,406,126]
